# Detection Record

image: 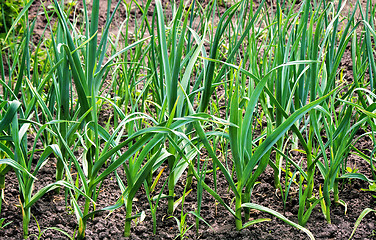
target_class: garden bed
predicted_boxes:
[0,0,375,239]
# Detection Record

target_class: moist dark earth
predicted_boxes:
[1,0,376,239]
[1,146,376,239]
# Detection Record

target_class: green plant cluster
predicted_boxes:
[0,0,23,38]
[0,0,375,239]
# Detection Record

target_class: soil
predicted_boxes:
[1,145,375,239]
[1,0,376,239]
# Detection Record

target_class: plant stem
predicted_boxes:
[235,195,242,230]
[167,154,175,215]
[55,156,64,193]
[22,207,30,239]
[326,205,331,224]
[0,174,4,213]
[77,218,86,240]
[185,157,196,190]
[333,180,339,203]
[152,207,157,235]
[83,197,91,217]
[306,127,314,199]
[167,185,174,215]
[76,196,91,240]
[274,150,282,190]
[243,187,251,221]
[124,197,133,237]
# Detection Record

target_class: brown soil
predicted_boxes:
[1,148,375,239]
[1,0,375,240]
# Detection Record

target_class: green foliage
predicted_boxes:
[0,0,375,239]
[0,0,23,39]
[0,218,12,229]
